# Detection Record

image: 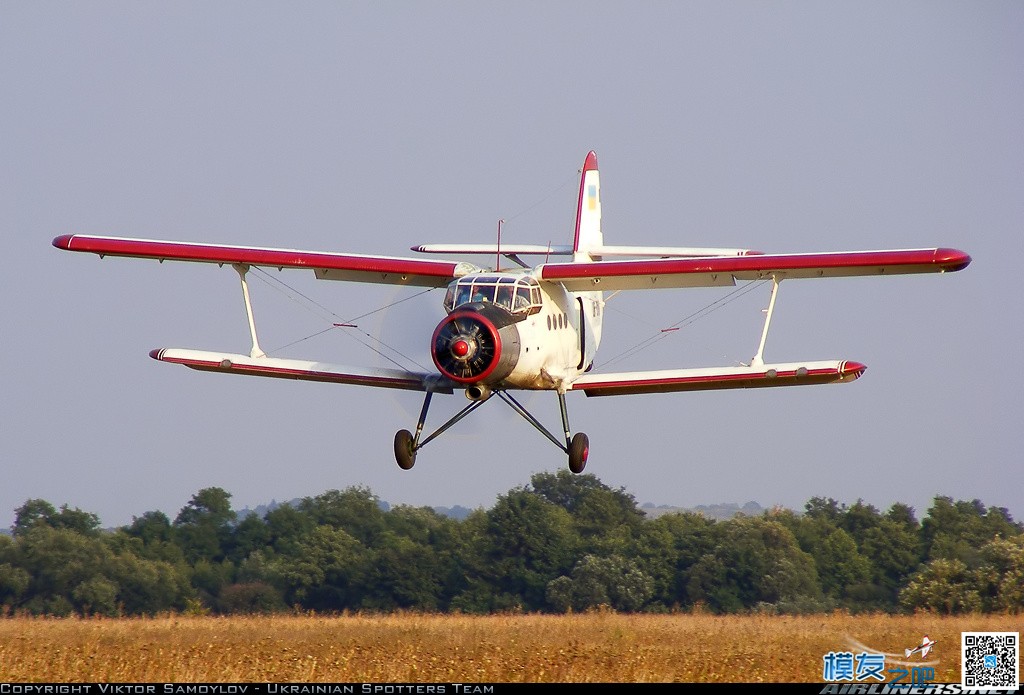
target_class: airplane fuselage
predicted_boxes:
[431,271,604,393]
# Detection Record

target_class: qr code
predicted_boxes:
[962,631,1019,690]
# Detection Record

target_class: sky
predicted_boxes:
[3,2,1022,529]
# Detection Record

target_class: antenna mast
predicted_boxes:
[496,219,504,271]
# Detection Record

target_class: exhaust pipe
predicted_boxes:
[465,385,491,401]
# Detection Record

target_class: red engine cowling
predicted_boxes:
[431,307,521,384]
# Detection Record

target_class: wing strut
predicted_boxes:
[751,276,780,367]
[234,263,266,359]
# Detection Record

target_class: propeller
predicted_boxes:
[431,312,501,382]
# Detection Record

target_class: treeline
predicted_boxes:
[1,472,1021,617]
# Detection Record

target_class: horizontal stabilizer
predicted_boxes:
[570,360,865,397]
[413,244,574,256]
[150,348,453,393]
[412,244,758,258]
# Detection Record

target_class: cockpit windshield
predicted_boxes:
[443,274,542,315]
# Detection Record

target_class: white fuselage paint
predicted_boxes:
[501,280,604,392]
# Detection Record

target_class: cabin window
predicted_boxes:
[445,275,542,315]
[496,284,513,309]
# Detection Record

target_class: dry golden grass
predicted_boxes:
[0,612,1019,682]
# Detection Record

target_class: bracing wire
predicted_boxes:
[248,266,437,372]
[501,170,578,225]
[598,279,770,368]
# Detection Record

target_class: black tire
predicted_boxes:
[568,432,589,474]
[394,429,416,470]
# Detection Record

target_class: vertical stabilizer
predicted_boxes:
[573,151,603,262]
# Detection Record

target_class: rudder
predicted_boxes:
[573,151,603,262]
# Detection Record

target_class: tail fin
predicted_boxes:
[573,151,603,262]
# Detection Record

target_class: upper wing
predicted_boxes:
[570,360,865,397]
[53,234,479,288]
[539,248,971,291]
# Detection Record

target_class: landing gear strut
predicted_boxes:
[393,388,590,473]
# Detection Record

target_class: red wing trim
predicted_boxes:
[54,235,470,287]
[542,248,971,286]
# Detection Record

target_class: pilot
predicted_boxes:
[496,285,513,310]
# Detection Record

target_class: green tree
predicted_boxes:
[900,558,981,614]
[973,535,1024,613]
[298,487,386,545]
[120,511,188,565]
[545,554,653,612]
[920,497,1022,567]
[12,499,58,536]
[477,487,578,611]
[174,488,235,563]
[9,525,191,616]
[361,532,442,610]
[446,509,501,613]
[229,513,272,564]
[12,499,101,537]
[857,518,922,609]
[238,520,369,612]
[775,509,869,608]
[628,511,719,609]
[804,497,844,524]
[687,516,822,613]
[529,471,646,548]
[263,503,316,556]
[382,505,465,609]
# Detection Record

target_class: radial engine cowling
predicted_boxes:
[431,304,521,385]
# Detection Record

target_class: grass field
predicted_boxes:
[0,612,1019,682]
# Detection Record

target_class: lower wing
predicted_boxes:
[570,360,865,397]
[151,348,454,393]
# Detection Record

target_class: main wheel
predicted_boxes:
[394,429,416,470]
[568,432,589,474]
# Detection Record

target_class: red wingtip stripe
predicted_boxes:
[840,361,867,380]
[52,234,74,250]
[583,151,598,172]
[934,248,972,272]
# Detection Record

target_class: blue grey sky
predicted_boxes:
[3,2,1021,528]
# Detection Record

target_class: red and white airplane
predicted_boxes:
[906,635,937,659]
[53,151,970,474]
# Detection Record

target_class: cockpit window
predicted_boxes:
[443,274,542,315]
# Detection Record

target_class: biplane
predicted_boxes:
[53,151,971,474]
[906,636,937,659]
